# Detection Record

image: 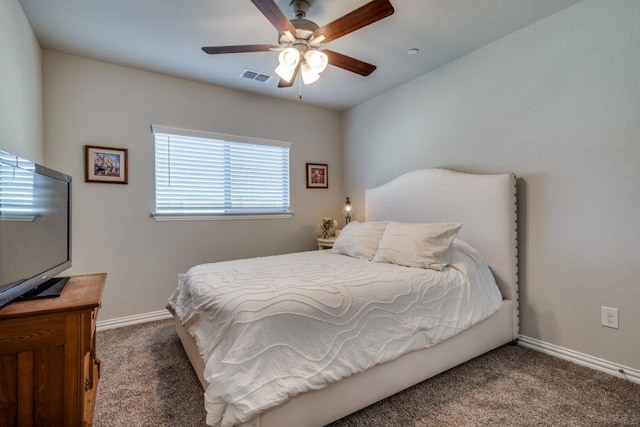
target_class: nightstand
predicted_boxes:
[317,237,337,250]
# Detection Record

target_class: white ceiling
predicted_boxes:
[19,0,583,111]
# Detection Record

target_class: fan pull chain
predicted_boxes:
[299,76,303,100]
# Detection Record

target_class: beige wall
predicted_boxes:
[0,0,43,161]
[342,0,640,370]
[7,0,637,372]
[42,51,343,320]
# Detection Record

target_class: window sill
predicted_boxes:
[151,212,294,222]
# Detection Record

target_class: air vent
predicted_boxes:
[241,70,273,84]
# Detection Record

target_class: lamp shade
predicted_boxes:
[275,47,301,83]
[344,196,352,224]
[275,63,297,83]
[304,50,328,73]
[301,63,320,84]
[279,47,300,67]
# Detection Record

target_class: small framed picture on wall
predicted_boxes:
[306,163,328,188]
[85,145,128,184]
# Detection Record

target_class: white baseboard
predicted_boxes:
[518,335,640,384]
[96,309,172,331]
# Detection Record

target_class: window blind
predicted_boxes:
[152,126,290,216]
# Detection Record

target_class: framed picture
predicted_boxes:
[85,145,128,184]
[306,163,328,188]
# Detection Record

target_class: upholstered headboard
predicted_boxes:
[365,168,518,304]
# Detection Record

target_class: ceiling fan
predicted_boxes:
[202,0,395,88]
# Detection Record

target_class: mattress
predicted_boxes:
[168,239,502,427]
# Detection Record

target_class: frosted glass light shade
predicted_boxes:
[279,47,300,67]
[275,47,301,83]
[304,50,328,73]
[275,63,296,83]
[301,63,320,84]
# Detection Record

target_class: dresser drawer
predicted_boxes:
[0,314,65,354]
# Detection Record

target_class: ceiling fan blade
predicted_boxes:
[250,0,298,36]
[324,49,376,76]
[277,63,301,88]
[202,44,277,54]
[313,0,394,44]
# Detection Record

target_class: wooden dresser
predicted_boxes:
[0,273,106,426]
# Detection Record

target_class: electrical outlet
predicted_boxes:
[601,306,619,329]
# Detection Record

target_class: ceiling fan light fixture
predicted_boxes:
[304,50,328,73]
[275,63,297,83]
[279,47,300,67]
[301,63,320,85]
[282,30,296,44]
[202,0,395,91]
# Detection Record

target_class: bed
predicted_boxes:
[169,168,518,427]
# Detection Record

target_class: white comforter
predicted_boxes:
[168,240,502,427]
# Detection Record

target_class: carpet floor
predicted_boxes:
[94,319,640,426]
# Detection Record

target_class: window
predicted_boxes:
[151,125,291,220]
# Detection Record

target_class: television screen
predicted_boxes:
[0,151,72,308]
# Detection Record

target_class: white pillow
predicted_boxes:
[372,222,462,270]
[331,221,388,260]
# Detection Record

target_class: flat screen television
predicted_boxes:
[0,150,72,309]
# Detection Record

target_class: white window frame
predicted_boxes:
[151,125,292,221]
